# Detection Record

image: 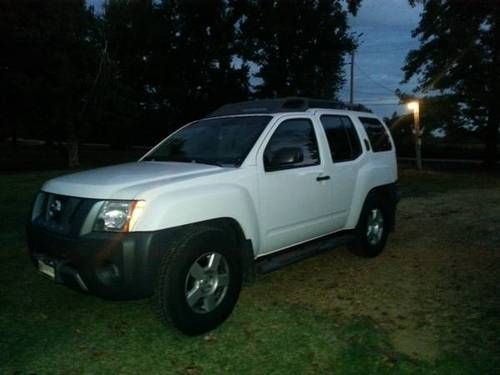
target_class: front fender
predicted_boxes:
[133,183,261,252]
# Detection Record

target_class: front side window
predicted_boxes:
[320,115,362,162]
[264,118,320,171]
[143,116,272,167]
[359,117,392,152]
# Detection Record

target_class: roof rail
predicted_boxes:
[209,97,371,117]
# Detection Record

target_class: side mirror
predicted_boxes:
[268,147,304,170]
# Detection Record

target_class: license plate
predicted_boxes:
[38,259,55,279]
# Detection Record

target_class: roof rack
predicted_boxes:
[209,97,371,117]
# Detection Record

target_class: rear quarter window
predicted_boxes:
[358,117,392,152]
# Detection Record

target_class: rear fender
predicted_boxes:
[346,158,397,229]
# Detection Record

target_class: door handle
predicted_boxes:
[316,175,330,181]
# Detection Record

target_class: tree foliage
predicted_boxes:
[1,0,361,166]
[237,0,359,98]
[389,94,463,155]
[150,0,251,128]
[0,0,98,159]
[402,0,500,165]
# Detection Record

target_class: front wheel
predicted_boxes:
[349,195,390,257]
[153,225,242,335]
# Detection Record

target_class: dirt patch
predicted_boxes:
[247,186,500,361]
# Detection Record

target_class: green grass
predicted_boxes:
[1,170,499,374]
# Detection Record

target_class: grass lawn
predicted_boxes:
[1,168,499,374]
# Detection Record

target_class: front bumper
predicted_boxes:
[27,224,165,300]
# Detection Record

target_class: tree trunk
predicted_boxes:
[67,138,80,168]
[11,123,18,152]
[66,121,80,168]
[485,12,500,168]
[484,104,499,167]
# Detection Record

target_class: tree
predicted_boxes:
[0,0,100,167]
[236,0,361,99]
[99,0,154,149]
[402,0,500,166]
[389,94,463,157]
[140,0,251,134]
[1,0,364,167]
[395,91,462,135]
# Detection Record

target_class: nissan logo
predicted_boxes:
[48,199,62,218]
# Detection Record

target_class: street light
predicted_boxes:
[407,101,423,170]
[407,101,419,112]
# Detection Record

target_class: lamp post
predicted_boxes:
[407,101,423,170]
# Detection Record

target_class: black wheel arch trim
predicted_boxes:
[361,181,399,231]
[152,218,256,289]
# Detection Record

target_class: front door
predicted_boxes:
[257,116,334,254]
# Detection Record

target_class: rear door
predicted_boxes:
[257,115,334,254]
[317,114,364,228]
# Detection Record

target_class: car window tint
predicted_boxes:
[359,117,392,152]
[320,115,362,162]
[143,116,271,166]
[264,118,320,171]
[341,117,362,157]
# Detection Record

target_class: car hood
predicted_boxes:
[41,161,224,199]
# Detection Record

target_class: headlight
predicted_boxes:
[94,200,145,232]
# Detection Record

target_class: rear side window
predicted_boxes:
[264,118,320,171]
[359,117,392,152]
[320,115,362,162]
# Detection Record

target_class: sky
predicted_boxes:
[339,0,423,118]
[89,0,422,118]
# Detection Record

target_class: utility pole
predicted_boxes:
[349,51,354,105]
[407,101,423,170]
[414,105,422,170]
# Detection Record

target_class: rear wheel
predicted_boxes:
[350,195,390,257]
[154,225,242,335]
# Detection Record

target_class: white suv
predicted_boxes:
[27,97,399,335]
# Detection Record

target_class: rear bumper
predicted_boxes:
[26,224,168,299]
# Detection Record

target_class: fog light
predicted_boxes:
[96,263,121,286]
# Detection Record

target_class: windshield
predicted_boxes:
[143,116,272,167]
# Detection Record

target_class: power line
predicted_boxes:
[349,89,398,95]
[361,103,404,106]
[353,63,397,95]
[349,51,354,104]
[361,40,418,48]
[357,97,398,101]
[358,47,413,54]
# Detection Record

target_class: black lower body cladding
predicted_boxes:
[26,224,179,299]
[387,181,400,231]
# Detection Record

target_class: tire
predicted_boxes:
[153,225,242,335]
[349,194,390,258]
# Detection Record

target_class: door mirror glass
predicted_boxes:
[270,147,304,169]
[263,118,320,171]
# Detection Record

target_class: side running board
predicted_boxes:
[255,231,356,274]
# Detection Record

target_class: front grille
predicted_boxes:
[32,192,97,236]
